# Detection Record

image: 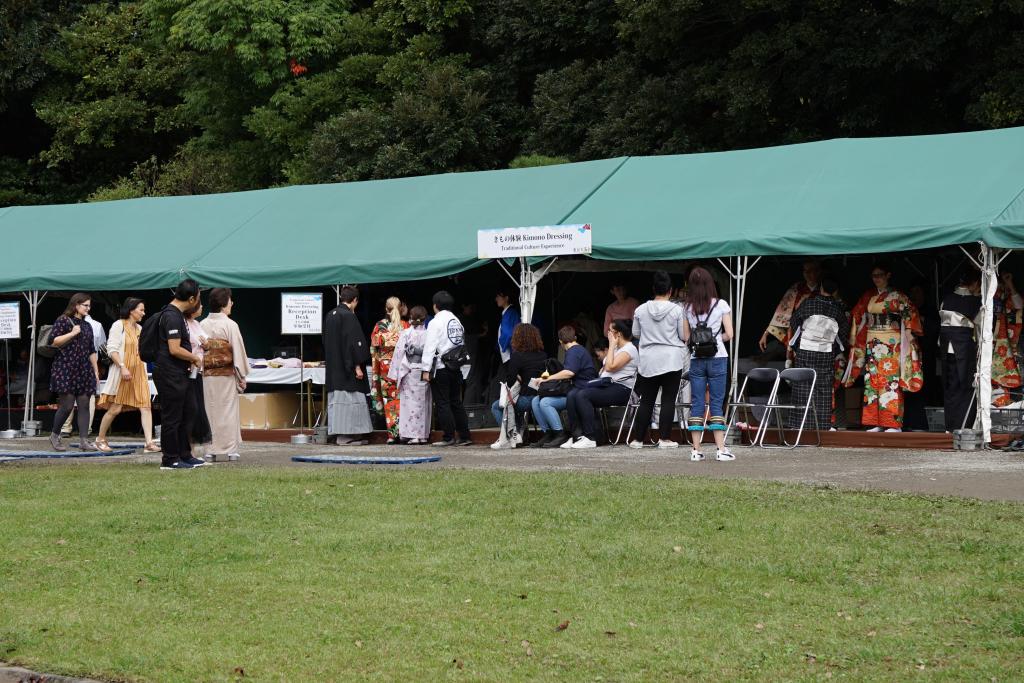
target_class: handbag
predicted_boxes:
[537,357,572,396]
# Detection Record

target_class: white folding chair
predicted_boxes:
[758,367,821,448]
[724,367,781,446]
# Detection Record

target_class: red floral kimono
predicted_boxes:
[992,287,1023,407]
[843,288,924,428]
[766,281,817,346]
[370,318,409,439]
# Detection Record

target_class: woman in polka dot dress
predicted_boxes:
[48,293,100,451]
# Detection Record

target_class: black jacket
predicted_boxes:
[324,305,370,393]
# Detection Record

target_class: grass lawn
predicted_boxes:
[1,465,1023,682]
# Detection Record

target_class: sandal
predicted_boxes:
[95,438,113,453]
[143,442,162,453]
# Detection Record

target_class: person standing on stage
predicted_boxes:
[324,286,373,446]
[759,259,822,352]
[788,277,850,430]
[938,270,982,432]
[495,288,521,364]
[843,262,924,432]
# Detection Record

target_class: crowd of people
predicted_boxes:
[44,280,249,470]
[32,257,1023,468]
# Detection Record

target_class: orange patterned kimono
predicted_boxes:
[766,281,817,346]
[992,287,1023,407]
[843,288,924,428]
[370,318,409,439]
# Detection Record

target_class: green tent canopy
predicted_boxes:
[3,126,1024,292]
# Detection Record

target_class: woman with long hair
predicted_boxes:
[47,293,100,451]
[630,271,688,449]
[370,296,409,443]
[681,266,735,461]
[388,305,432,444]
[96,298,159,453]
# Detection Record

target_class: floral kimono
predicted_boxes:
[766,281,817,346]
[843,288,924,428]
[388,324,431,441]
[992,287,1023,406]
[370,318,409,440]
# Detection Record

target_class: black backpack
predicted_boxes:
[138,307,168,363]
[688,300,720,359]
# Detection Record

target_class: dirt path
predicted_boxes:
[3,437,1023,502]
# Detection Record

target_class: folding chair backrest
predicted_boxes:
[781,367,815,384]
[747,367,781,384]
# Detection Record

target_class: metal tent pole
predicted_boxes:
[21,290,46,432]
[972,242,1006,444]
[498,257,557,325]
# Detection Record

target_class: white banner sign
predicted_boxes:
[478,224,592,259]
[281,293,323,335]
[0,301,20,340]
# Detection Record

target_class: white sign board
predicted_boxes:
[478,224,591,259]
[0,301,20,340]
[281,293,323,335]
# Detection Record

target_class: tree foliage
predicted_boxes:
[3,0,1024,206]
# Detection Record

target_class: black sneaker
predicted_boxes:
[430,439,456,447]
[542,431,571,449]
[160,460,195,470]
[185,456,209,467]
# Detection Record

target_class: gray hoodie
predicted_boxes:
[631,299,687,377]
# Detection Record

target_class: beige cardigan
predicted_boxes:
[99,319,140,397]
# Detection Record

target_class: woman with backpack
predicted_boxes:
[630,271,688,449]
[46,293,100,452]
[682,266,735,461]
[95,298,159,453]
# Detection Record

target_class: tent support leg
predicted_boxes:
[974,242,1000,444]
[718,256,760,401]
[498,257,557,325]
[21,290,46,433]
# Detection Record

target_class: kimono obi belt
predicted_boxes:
[939,309,974,329]
[866,312,901,331]
[797,315,840,353]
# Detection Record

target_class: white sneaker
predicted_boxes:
[657,439,678,449]
[690,450,705,461]
[572,436,597,449]
[559,437,577,449]
[490,439,507,450]
[227,453,240,461]
[884,428,902,433]
[715,449,736,461]
[627,440,644,449]
[866,427,882,433]
[829,427,838,432]
[512,430,524,446]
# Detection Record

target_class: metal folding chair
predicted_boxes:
[610,390,641,445]
[758,367,821,448]
[724,367,781,446]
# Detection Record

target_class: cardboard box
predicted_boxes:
[239,392,300,430]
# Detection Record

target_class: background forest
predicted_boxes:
[3,0,1024,207]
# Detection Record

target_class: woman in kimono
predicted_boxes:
[370,297,409,443]
[843,262,924,432]
[992,272,1023,406]
[388,305,431,444]
[199,288,250,461]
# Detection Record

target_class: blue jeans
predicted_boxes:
[689,357,728,428]
[531,395,567,432]
[491,396,533,428]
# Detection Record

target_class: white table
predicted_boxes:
[247,366,326,385]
